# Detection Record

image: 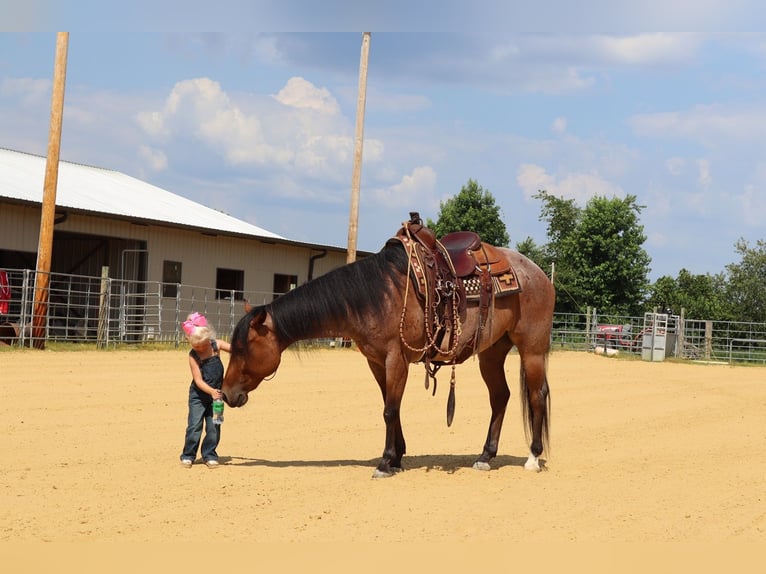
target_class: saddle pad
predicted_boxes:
[463,268,522,301]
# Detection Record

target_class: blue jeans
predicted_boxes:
[180,386,221,462]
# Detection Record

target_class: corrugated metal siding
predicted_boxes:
[2,203,351,296]
[0,204,41,249]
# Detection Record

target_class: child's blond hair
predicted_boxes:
[187,324,216,346]
[183,312,216,345]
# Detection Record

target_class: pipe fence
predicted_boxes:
[2,268,766,364]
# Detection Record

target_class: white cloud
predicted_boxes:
[478,33,702,94]
[696,158,712,187]
[740,183,766,226]
[273,77,340,115]
[516,163,623,204]
[551,117,567,135]
[647,230,668,248]
[645,184,673,218]
[136,76,376,182]
[665,157,685,176]
[138,145,168,171]
[371,165,437,208]
[629,104,766,146]
[365,88,431,113]
[738,160,766,226]
[0,77,50,106]
[594,33,700,65]
[136,110,168,139]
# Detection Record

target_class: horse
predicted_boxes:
[222,217,555,478]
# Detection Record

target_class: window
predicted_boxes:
[162,260,182,297]
[216,268,244,300]
[272,273,297,301]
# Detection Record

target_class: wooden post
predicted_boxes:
[32,32,69,349]
[97,266,109,349]
[346,32,371,264]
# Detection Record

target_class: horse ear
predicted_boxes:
[249,307,268,328]
[244,298,253,313]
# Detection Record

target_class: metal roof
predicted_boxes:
[0,147,285,240]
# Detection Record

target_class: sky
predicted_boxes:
[2,20,766,281]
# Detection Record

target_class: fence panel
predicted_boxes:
[1,267,766,364]
[0,268,277,348]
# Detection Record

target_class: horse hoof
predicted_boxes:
[372,469,394,479]
[472,461,491,471]
[524,454,541,472]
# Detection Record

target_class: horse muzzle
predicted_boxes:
[223,390,249,408]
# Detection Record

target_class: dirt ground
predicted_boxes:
[1,346,765,549]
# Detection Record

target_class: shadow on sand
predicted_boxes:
[220,453,545,473]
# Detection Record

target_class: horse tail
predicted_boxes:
[519,352,551,457]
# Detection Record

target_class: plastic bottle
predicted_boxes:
[212,397,224,425]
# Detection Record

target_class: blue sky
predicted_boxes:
[2,26,766,281]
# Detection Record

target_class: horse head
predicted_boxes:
[222,304,282,408]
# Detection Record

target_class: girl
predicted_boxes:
[179,312,231,468]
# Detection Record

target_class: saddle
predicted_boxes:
[441,231,520,301]
[391,213,522,360]
[390,213,523,427]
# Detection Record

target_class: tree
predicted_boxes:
[532,190,580,311]
[427,179,510,247]
[725,238,766,322]
[646,269,730,320]
[534,190,579,261]
[646,275,678,314]
[515,236,547,272]
[534,191,651,315]
[565,195,651,315]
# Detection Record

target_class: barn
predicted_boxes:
[0,147,363,344]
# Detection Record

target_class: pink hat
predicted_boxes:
[183,312,208,336]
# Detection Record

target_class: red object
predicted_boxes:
[595,324,644,350]
[0,270,9,315]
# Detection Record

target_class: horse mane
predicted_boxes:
[231,241,408,352]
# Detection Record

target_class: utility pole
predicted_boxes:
[32,32,69,349]
[346,32,370,264]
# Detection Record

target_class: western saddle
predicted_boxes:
[390,212,521,368]
[389,213,522,426]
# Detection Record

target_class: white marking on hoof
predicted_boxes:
[524,453,541,472]
[473,461,491,471]
[372,469,394,479]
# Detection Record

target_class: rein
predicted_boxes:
[263,370,277,382]
[397,228,463,361]
[395,220,463,426]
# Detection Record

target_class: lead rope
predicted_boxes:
[398,237,439,355]
[397,238,439,393]
[397,231,464,425]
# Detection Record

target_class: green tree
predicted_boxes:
[646,275,678,313]
[647,269,730,320]
[427,179,510,247]
[565,195,651,315]
[725,238,766,322]
[534,192,651,315]
[515,236,547,272]
[532,190,580,311]
[534,190,579,261]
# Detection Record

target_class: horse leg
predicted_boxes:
[367,358,407,478]
[473,335,513,471]
[518,350,550,472]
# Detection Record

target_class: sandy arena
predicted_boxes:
[1,347,765,546]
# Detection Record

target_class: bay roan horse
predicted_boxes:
[223,217,555,478]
